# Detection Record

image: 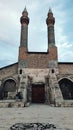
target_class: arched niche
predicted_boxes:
[1,78,17,99]
[59,78,73,100]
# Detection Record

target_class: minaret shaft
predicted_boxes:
[18,7,29,68]
[46,9,55,46]
[20,7,29,47]
[48,25,55,45]
[20,24,28,47]
[46,8,58,68]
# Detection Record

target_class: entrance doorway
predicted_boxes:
[32,84,45,103]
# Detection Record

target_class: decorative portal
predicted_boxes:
[32,84,45,103]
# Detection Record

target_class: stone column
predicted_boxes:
[18,73,28,103]
[22,85,27,103]
[45,77,49,104]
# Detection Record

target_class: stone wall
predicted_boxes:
[27,46,57,68]
[58,63,73,74]
[0,63,18,80]
[27,53,49,68]
[58,63,73,81]
[18,46,57,68]
[0,63,19,100]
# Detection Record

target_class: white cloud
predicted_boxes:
[58,42,73,48]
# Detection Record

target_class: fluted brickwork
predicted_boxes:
[46,8,55,46]
[49,46,57,60]
[19,47,27,60]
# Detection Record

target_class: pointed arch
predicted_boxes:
[0,78,17,99]
[58,78,73,100]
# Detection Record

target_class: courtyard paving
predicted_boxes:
[0,104,73,130]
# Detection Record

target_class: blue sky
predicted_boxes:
[0,0,73,68]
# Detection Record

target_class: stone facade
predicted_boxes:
[0,8,73,107]
[0,63,18,80]
[58,63,73,75]
[0,63,19,100]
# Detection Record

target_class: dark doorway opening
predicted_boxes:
[32,84,45,103]
[59,78,73,100]
[0,79,16,99]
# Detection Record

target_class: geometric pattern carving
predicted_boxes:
[49,60,58,68]
[3,79,16,92]
[19,60,27,68]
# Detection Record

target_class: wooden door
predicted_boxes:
[32,84,45,103]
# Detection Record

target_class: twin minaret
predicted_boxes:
[19,7,56,69]
[20,7,55,48]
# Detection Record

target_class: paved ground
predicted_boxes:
[0,104,73,130]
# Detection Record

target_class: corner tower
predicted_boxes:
[18,7,29,69]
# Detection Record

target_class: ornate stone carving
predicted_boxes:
[19,60,27,68]
[49,60,58,68]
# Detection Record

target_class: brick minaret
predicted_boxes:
[46,8,58,68]
[46,8,55,46]
[18,7,29,69]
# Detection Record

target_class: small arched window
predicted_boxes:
[52,69,54,73]
[20,69,22,74]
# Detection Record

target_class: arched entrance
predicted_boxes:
[2,78,16,99]
[32,83,45,103]
[59,78,73,100]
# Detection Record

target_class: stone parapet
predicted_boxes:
[0,100,24,108]
[56,100,73,107]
